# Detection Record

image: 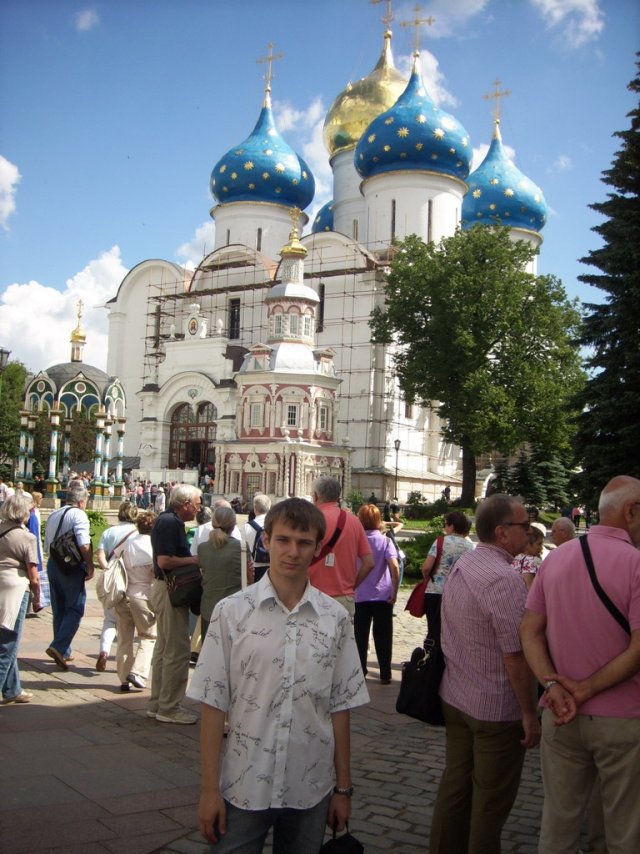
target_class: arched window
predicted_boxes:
[169,401,218,471]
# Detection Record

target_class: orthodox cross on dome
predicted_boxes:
[371,0,394,32]
[257,42,283,103]
[400,4,435,55]
[70,298,86,361]
[483,78,511,124]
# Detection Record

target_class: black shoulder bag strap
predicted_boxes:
[579,535,631,635]
[52,506,73,541]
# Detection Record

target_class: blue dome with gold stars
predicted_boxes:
[210,95,315,210]
[355,54,471,182]
[462,121,547,232]
[311,200,334,233]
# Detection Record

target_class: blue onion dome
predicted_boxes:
[311,200,334,233]
[462,120,547,231]
[355,52,472,182]
[210,90,315,210]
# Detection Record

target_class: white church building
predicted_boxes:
[106,23,547,503]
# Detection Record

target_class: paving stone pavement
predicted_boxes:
[1,581,544,853]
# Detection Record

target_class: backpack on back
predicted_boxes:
[248,519,270,564]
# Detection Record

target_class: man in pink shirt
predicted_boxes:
[308,476,374,618]
[430,494,540,854]
[521,475,640,853]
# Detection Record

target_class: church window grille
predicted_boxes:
[391,199,396,241]
[303,315,312,337]
[250,403,264,428]
[289,313,299,335]
[404,401,413,419]
[352,219,359,241]
[226,229,231,246]
[257,228,262,251]
[228,299,241,339]
[319,405,329,431]
[428,199,433,243]
[274,313,283,336]
[286,404,298,427]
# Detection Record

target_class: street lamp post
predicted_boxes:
[394,438,401,502]
[0,347,11,402]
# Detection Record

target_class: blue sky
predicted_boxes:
[0,0,637,373]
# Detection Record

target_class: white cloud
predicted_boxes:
[530,0,604,48]
[0,246,127,373]
[550,153,573,172]
[396,0,490,38]
[397,50,458,107]
[74,9,100,32]
[274,97,333,223]
[471,140,516,171]
[176,221,217,269]
[0,155,21,229]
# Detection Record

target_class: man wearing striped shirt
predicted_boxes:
[430,494,541,854]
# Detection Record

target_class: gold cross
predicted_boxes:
[483,78,511,123]
[400,4,435,54]
[257,42,283,96]
[370,0,394,31]
[76,299,83,322]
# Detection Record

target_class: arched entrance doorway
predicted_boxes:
[169,402,217,474]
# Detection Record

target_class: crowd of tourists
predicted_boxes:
[0,472,638,853]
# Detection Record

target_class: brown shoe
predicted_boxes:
[46,647,69,671]
[96,652,108,672]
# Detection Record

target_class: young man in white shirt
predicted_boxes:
[189,497,369,853]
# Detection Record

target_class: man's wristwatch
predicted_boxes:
[333,785,354,797]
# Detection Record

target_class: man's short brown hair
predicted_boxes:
[264,498,326,545]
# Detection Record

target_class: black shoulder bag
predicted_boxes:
[579,535,631,635]
[49,507,85,574]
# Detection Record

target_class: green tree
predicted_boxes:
[370,226,584,505]
[574,58,640,505]
[529,443,571,510]
[508,448,546,506]
[0,361,27,474]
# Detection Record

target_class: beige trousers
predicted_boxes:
[148,579,190,717]
[115,595,157,684]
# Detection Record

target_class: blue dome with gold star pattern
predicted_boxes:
[311,200,334,233]
[355,54,472,182]
[462,121,547,232]
[210,97,315,210]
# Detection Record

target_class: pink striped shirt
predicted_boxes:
[440,543,528,721]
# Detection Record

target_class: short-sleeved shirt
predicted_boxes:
[440,543,528,722]
[355,530,398,603]
[187,573,369,810]
[0,522,38,631]
[198,538,242,622]
[98,522,137,559]
[308,503,372,598]
[122,533,154,598]
[44,505,91,553]
[426,534,475,595]
[526,525,640,718]
[150,510,190,579]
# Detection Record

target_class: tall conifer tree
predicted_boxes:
[575,58,640,504]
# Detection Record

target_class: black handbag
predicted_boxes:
[165,565,202,615]
[320,823,364,853]
[49,507,85,574]
[396,637,445,726]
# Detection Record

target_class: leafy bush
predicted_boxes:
[87,510,109,553]
[401,532,438,581]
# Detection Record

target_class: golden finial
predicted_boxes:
[371,0,394,32]
[70,299,86,344]
[483,78,511,125]
[400,4,435,55]
[281,207,306,258]
[257,42,283,105]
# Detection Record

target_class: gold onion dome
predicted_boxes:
[70,300,86,344]
[323,30,407,158]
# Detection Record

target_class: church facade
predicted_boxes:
[106,24,546,504]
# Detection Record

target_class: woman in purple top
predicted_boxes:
[354,504,400,684]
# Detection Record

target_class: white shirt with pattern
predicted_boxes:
[187,573,369,810]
